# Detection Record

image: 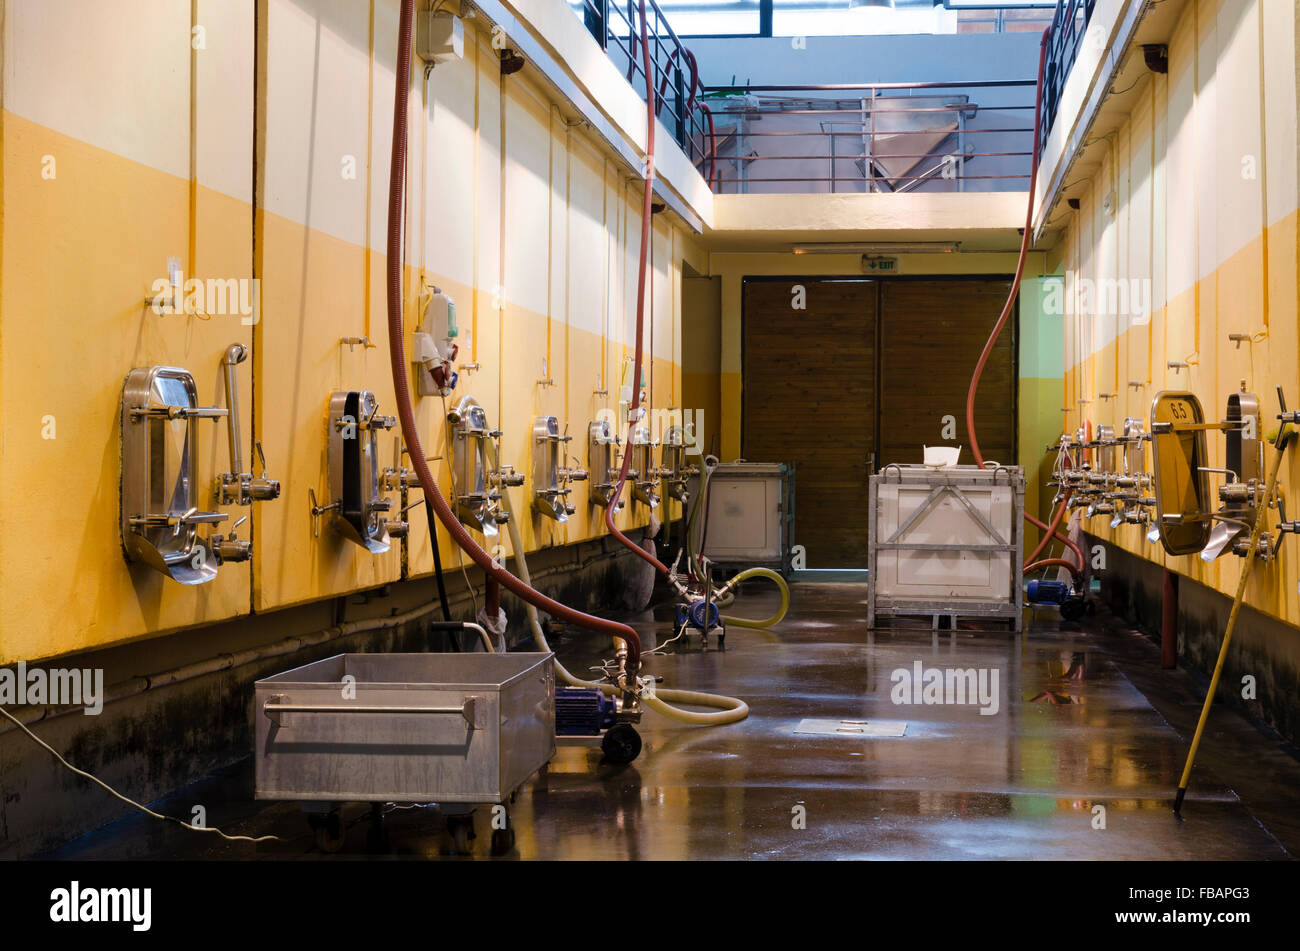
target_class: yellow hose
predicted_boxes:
[719,567,790,629]
[686,465,791,629]
[641,686,749,724]
[488,443,750,724]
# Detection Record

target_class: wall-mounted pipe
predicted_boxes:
[222,343,247,477]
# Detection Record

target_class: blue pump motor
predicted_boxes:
[676,598,722,632]
[555,686,615,736]
[1026,579,1071,605]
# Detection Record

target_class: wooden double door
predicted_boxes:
[742,277,1017,568]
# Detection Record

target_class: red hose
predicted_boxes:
[1024,558,1081,575]
[677,48,717,188]
[1027,507,1085,570]
[607,18,717,579]
[683,48,701,114]
[383,0,641,672]
[1025,483,1084,572]
[688,59,720,190]
[604,0,670,576]
[673,48,716,188]
[699,101,719,189]
[966,29,1049,469]
[1024,488,1069,564]
[961,30,1080,579]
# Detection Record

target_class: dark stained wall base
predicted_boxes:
[1087,534,1300,747]
[0,532,656,859]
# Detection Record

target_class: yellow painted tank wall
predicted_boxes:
[1057,0,1299,625]
[0,0,695,663]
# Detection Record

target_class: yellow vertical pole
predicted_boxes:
[1174,421,1294,812]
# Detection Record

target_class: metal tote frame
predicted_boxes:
[867,465,1025,632]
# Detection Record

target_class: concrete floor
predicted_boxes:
[39,583,1300,860]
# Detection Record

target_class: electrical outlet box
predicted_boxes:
[417,11,464,64]
[414,287,459,397]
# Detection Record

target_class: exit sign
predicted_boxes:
[862,255,900,274]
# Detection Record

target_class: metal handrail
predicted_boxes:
[1041,0,1095,151]
[566,3,1063,193]
[698,79,1037,194]
[702,80,1037,92]
[570,0,715,178]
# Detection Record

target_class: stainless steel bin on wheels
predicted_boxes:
[254,651,555,853]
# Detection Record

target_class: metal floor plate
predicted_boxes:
[794,718,908,738]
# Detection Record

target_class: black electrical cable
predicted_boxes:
[424,498,458,649]
[424,498,452,621]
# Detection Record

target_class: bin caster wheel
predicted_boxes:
[490,826,516,856]
[601,723,642,765]
[310,811,345,853]
[365,804,388,853]
[448,816,473,854]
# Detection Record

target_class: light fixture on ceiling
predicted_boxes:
[1142,44,1168,74]
[500,49,525,75]
[791,241,961,255]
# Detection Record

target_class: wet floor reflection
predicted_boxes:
[38,584,1298,860]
